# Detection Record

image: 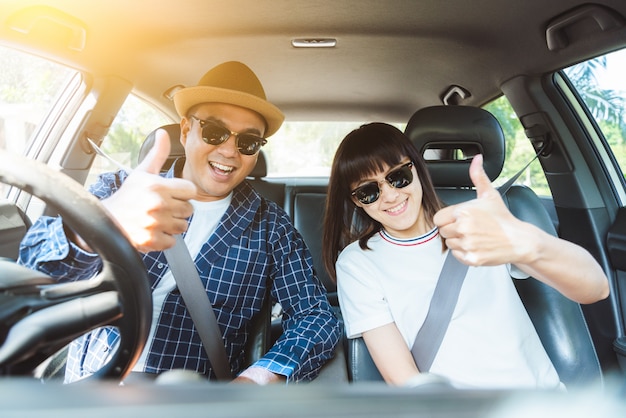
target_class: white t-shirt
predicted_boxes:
[336,227,562,390]
[133,194,232,371]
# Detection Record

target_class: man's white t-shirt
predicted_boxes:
[336,227,562,390]
[133,194,232,371]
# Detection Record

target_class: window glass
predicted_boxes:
[484,97,551,197]
[0,45,76,197]
[86,94,171,185]
[90,109,402,180]
[563,49,626,176]
[264,122,406,177]
[88,95,550,185]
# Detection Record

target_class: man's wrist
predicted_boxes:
[237,366,285,385]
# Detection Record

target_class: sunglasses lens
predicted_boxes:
[354,183,380,205]
[237,134,267,155]
[352,163,414,205]
[201,124,230,146]
[387,165,413,188]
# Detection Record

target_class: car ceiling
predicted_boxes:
[0,0,625,124]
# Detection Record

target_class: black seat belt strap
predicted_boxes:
[411,145,545,372]
[164,234,233,380]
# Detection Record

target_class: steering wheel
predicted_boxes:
[0,149,152,380]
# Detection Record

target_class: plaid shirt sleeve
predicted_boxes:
[250,201,340,382]
[17,170,128,279]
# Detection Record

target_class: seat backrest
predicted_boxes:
[246,151,285,209]
[285,185,336,304]
[346,105,602,387]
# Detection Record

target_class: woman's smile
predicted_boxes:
[384,198,408,215]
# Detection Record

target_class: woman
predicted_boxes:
[322,122,609,389]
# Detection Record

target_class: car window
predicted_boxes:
[264,122,406,177]
[90,108,400,179]
[563,48,626,185]
[483,97,551,197]
[0,45,76,197]
[86,94,171,185]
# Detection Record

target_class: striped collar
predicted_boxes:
[379,227,439,246]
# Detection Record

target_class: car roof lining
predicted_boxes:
[0,1,625,123]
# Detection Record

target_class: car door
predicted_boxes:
[561,48,626,375]
[0,46,79,259]
[502,47,626,375]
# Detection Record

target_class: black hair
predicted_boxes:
[322,122,443,282]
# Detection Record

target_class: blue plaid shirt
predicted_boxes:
[18,163,340,383]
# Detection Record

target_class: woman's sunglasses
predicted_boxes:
[351,162,414,205]
[190,115,267,156]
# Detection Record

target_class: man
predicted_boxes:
[18,61,340,384]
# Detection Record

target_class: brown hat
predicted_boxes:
[173,61,284,137]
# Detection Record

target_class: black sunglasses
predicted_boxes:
[351,162,414,205]
[190,115,267,156]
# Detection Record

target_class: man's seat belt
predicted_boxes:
[164,235,233,380]
[411,147,545,372]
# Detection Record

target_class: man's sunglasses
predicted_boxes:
[351,162,414,205]
[190,115,267,156]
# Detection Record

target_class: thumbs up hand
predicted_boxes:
[100,128,197,253]
[433,154,527,266]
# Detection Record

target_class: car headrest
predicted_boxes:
[137,123,268,178]
[138,124,184,172]
[249,149,267,178]
[405,106,505,187]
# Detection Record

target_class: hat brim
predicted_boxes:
[173,86,284,137]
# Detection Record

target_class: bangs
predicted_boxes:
[337,123,416,188]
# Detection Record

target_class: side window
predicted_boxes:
[0,45,76,197]
[563,49,626,179]
[86,94,171,186]
[483,97,551,196]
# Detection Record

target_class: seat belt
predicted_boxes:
[411,145,546,372]
[163,235,233,380]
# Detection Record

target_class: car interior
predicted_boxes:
[2,0,626,416]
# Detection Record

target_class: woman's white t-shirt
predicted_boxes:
[336,227,562,390]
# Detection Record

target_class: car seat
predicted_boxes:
[346,105,603,388]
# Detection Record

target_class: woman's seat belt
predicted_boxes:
[411,148,545,372]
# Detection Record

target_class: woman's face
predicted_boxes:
[351,158,429,238]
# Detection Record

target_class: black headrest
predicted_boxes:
[249,150,267,178]
[137,123,268,178]
[137,124,184,172]
[405,106,505,187]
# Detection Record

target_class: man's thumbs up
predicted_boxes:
[100,128,197,253]
[136,129,172,175]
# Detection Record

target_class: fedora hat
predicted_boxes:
[173,61,284,137]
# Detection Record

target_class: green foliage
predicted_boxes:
[564,53,626,177]
[0,47,73,105]
[101,95,170,168]
[484,97,551,196]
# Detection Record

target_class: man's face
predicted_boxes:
[180,102,267,202]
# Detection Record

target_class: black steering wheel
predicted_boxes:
[0,149,152,380]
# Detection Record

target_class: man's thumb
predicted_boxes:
[136,129,172,175]
[469,154,495,199]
